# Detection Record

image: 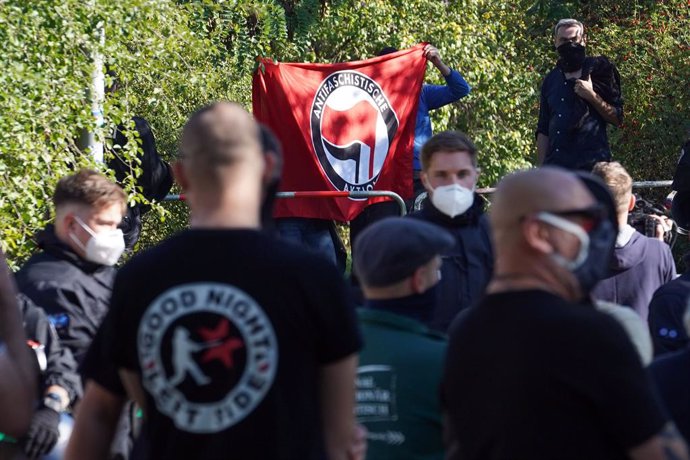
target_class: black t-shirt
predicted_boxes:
[100,229,362,460]
[442,289,666,460]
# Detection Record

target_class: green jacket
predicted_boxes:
[356,308,447,460]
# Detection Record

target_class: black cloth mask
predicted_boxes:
[572,219,617,297]
[557,42,586,72]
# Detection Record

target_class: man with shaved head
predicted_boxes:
[441,167,688,460]
[68,102,364,460]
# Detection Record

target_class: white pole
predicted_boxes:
[89,5,105,163]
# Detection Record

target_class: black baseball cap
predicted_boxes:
[353,217,454,287]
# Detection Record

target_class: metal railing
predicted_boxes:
[164,190,408,216]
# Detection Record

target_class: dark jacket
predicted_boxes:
[18,293,82,405]
[15,225,117,365]
[108,116,174,250]
[408,195,493,332]
[650,347,690,441]
[591,229,676,321]
[648,255,690,357]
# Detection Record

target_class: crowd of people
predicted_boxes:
[1,16,690,460]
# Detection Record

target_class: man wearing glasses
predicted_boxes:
[536,19,623,171]
[441,167,688,459]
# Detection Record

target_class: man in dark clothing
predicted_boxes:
[353,217,454,460]
[590,161,676,320]
[16,294,81,460]
[15,169,127,365]
[67,102,365,460]
[649,136,690,355]
[650,302,690,442]
[349,44,472,257]
[108,116,174,251]
[408,131,492,332]
[536,19,623,170]
[442,167,687,460]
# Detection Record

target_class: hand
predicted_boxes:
[573,75,596,101]
[648,214,673,241]
[424,44,442,66]
[348,423,368,460]
[21,407,60,460]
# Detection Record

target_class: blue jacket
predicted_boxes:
[414,70,471,171]
[408,196,493,332]
[591,229,676,321]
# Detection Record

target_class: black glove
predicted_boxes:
[21,407,60,460]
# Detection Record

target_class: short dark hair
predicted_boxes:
[53,169,126,212]
[259,124,283,178]
[420,131,478,171]
[377,46,398,56]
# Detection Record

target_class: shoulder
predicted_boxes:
[650,348,690,383]
[17,253,105,290]
[541,67,561,86]
[650,276,690,305]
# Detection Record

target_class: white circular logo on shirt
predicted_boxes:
[138,283,278,433]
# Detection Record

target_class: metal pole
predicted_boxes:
[164,190,408,216]
[88,2,105,163]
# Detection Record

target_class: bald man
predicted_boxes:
[68,102,364,460]
[441,167,688,460]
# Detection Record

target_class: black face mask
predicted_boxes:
[557,42,586,72]
[571,219,616,297]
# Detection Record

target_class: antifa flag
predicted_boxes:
[252,44,427,221]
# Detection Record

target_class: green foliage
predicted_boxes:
[2,0,689,267]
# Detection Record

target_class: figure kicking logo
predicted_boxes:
[138,283,278,434]
[168,320,246,387]
[168,327,211,387]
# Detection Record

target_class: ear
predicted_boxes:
[522,218,554,255]
[420,172,433,194]
[55,211,74,237]
[409,267,426,294]
[172,161,189,192]
[262,152,278,186]
[628,194,636,212]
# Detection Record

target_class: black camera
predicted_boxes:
[628,195,677,246]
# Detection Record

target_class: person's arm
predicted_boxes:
[319,353,362,460]
[119,368,148,416]
[422,44,471,110]
[536,79,550,165]
[0,250,36,436]
[574,75,622,126]
[64,380,126,460]
[628,422,689,460]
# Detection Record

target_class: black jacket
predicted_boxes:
[18,293,82,404]
[408,195,493,332]
[15,225,116,365]
[648,254,690,357]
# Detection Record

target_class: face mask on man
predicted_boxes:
[557,42,586,72]
[430,184,475,218]
[69,216,125,266]
[535,210,616,296]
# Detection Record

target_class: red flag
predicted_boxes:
[252,44,427,221]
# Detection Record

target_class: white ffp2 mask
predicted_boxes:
[69,216,125,266]
[430,184,474,218]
